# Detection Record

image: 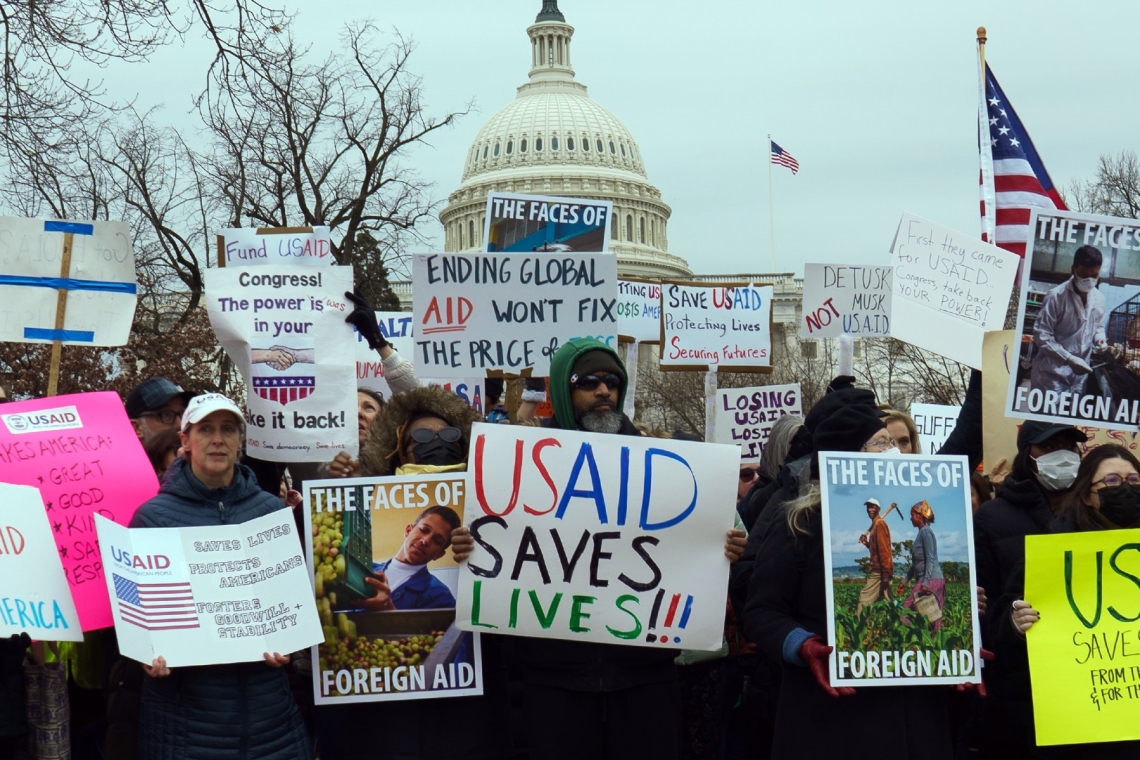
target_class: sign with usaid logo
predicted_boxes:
[1,406,83,434]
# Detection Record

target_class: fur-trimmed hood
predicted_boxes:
[359,386,482,477]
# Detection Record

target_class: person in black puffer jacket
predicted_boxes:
[129,394,310,760]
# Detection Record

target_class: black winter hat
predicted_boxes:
[803,375,879,433]
[812,405,889,454]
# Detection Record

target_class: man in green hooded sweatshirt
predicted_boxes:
[454,338,745,759]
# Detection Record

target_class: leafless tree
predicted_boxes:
[1067,150,1140,219]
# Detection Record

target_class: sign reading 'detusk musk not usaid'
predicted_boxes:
[455,423,739,651]
[0,217,137,346]
[412,253,618,377]
[205,266,358,462]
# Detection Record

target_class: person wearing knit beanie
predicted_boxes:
[812,404,893,455]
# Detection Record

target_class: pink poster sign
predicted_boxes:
[0,392,159,631]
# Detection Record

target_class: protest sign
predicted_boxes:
[1025,529,1140,745]
[95,510,322,667]
[0,216,136,346]
[205,266,358,462]
[617,279,662,343]
[484,192,612,253]
[1005,208,1140,432]
[800,264,892,339]
[660,282,773,370]
[355,311,415,399]
[303,474,482,703]
[910,403,961,455]
[0,392,157,631]
[890,212,1019,368]
[455,423,738,650]
[216,226,332,267]
[713,384,802,464]
[411,253,618,377]
[820,452,981,687]
[0,484,84,641]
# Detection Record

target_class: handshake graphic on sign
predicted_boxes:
[252,346,315,372]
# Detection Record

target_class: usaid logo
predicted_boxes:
[1,406,83,435]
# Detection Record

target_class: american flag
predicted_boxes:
[770,141,799,175]
[253,375,315,406]
[978,63,1066,258]
[113,574,199,631]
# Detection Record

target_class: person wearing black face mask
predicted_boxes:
[988,444,1140,757]
[358,386,480,477]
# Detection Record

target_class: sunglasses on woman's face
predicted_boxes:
[572,373,623,392]
[408,426,462,444]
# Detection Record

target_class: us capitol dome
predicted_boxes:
[439,1,692,280]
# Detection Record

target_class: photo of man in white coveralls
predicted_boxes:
[1029,244,1108,395]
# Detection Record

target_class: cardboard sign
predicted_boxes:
[411,253,618,377]
[455,423,738,650]
[303,474,483,703]
[0,484,84,641]
[713,385,802,464]
[0,217,137,346]
[660,282,773,370]
[484,192,612,253]
[205,266,358,462]
[216,226,332,267]
[0,392,158,631]
[1005,208,1140,432]
[1025,529,1140,746]
[801,264,892,339]
[617,279,662,343]
[890,213,1019,368]
[820,452,981,687]
[910,403,961,455]
[95,511,322,667]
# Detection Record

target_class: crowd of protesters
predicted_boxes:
[3,285,1140,760]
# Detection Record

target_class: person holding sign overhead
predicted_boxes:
[128,393,310,760]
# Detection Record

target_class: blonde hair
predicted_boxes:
[881,410,921,454]
[785,482,822,536]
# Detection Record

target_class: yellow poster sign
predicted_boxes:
[1025,528,1140,746]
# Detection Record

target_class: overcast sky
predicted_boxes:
[123,0,1140,277]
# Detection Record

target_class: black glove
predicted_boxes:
[345,290,389,351]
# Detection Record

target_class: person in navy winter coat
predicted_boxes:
[129,393,311,760]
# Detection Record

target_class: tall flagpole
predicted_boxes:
[767,133,775,272]
[976,26,996,245]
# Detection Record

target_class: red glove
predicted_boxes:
[799,636,855,698]
[955,648,995,697]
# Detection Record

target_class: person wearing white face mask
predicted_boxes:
[1028,244,1108,396]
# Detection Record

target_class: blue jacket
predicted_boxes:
[373,559,456,609]
[129,457,310,760]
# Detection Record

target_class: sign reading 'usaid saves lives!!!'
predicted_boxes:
[95,511,323,667]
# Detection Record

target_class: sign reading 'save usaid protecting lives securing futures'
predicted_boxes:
[820,452,981,687]
[713,385,802,464]
[455,423,739,651]
[304,474,482,703]
[660,282,773,370]
[0,484,84,641]
[95,511,322,667]
[483,192,612,253]
[412,253,618,377]
[0,392,158,631]
[1006,208,1140,432]
[205,266,358,461]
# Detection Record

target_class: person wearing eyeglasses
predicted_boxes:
[989,444,1140,756]
[124,377,195,444]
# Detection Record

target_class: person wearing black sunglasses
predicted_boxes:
[359,385,482,478]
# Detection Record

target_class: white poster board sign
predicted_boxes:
[484,192,612,253]
[0,484,84,641]
[713,385,802,464]
[910,403,961,455]
[617,279,662,343]
[890,213,1019,369]
[411,253,618,377]
[660,282,773,370]
[205,266,358,462]
[0,217,136,346]
[95,511,323,667]
[355,312,415,399]
[217,226,332,267]
[455,423,738,651]
[801,264,892,339]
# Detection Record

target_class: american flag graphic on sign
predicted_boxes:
[113,574,199,631]
[253,375,315,406]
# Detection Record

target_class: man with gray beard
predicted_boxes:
[547,336,633,436]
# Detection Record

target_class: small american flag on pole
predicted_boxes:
[770,141,799,174]
[113,574,199,631]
